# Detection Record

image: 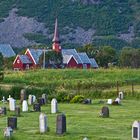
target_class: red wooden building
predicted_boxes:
[13,55,33,70]
[13,49,44,70]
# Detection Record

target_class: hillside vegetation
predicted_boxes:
[1,0,140,48]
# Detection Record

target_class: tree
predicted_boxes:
[119,47,140,68]
[77,44,97,58]
[96,46,116,67]
[39,51,63,68]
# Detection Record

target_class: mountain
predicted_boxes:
[0,0,140,49]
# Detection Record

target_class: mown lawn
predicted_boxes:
[0,99,139,140]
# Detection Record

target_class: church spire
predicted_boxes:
[52,18,60,43]
[52,18,61,52]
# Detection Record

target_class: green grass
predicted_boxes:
[3,68,140,87]
[0,68,139,100]
[0,99,139,140]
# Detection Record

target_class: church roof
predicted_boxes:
[62,49,82,64]
[29,49,43,64]
[19,55,32,64]
[78,53,91,64]
[89,58,99,68]
[0,44,16,58]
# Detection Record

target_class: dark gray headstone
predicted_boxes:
[42,94,47,104]
[133,127,138,138]
[112,100,119,105]
[15,107,20,117]
[20,89,26,104]
[37,98,45,106]
[101,106,109,118]
[2,107,6,115]
[7,117,17,129]
[56,114,66,134]
[132,120,140,139]
[83,99,91,104]
[33,103,41,112]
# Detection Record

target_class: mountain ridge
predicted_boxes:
[0,0,140,49]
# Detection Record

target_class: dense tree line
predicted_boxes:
[77,44,140,68]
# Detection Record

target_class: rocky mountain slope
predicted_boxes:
[0,0,140,49]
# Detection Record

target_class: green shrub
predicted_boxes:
[70,95,84,103]
[55,90,68,102]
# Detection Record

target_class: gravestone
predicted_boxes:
[2,107,6,115]
[22,100,28,112]
[7,95,12,102]
[9,98,16,111]
[4,127,13,139]
[7,117,17,129]
[83,99,92,104]
[37,98,45,106]
[2,96,6,103]
[0,107,3,115]
[39,113,47,133]
[83,137,89,140]
[107,99,112,105]
[42,94,47,104]
[132,121,140,140]
[32,95,36,103]
[56,114,66,134]
[119,91,124,100]
[100,106,109,118]
[51,98,58,114]
[115,97,121,104]
[20,89,26,104]
[28,95,34,105]
[33,103,41,112]
[15,106,20,117]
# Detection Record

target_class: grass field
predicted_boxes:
[0,69,140,139]
[0,99,139,140]
[0,68,139,100]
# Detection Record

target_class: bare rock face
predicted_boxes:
[0,8,96,48]
[62,27,96,45]
[0,9,48,48]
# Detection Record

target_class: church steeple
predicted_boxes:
[52,18,61,52]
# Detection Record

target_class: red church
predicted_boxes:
[13,18,98,70]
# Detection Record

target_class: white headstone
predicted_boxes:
[132,121,140,140]
[28,95,33,105]
[4,127,13,138]
[7,95,12,102]
[9,98,16,111]
[83,137,89,140]
[22,100,28,112]
[119,91,124,99]
[107,99,112,105]
[39,113,47,133]
[2,96,5,103]
[51,98,58,114]
[115,97,121,104]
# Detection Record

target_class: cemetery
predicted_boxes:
[0,92,140,139]
[0,69,139,139]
